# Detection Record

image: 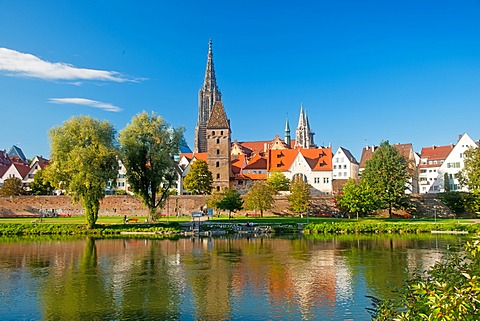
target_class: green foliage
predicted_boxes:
[335,179,379,219]
[29,170,54,195]
[243,181,275,217]
[118,112,184,220]
[266,170,290,193]
[287,178,311,215]
[44,116,117,228]
[216,188,243,218]
[369,240,480,320]
[438,191,480,216]
[361,141,409,217]
[0,177,26,196]
[444,172,451,192]
[304,222,480,234]
[459,147,480,192]
[183,160,213,194]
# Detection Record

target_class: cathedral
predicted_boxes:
[179,41,333,195]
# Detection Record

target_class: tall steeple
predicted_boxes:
[194,40,222,153]
[284,117,291,147]
[295,104,315,148]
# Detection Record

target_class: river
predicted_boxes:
[0,234,469,320]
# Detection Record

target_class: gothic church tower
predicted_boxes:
[295,104,315,148]
[207,101,232,191]
[194,40,222,153]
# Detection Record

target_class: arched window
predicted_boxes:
[216,173,220,179]
[216,138,220,144]
[292,173,308,182]
[217,149,220,155]
[216,161,220,167]
[216,186,220,191]
[212,131,216,135]
[220,131,224,135]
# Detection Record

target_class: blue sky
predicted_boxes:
[1,0,479,160]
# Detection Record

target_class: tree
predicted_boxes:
[45,116,117,228]
[335,178,378,219]
[29,170,54,195]
[243,181,275,217]
[0,177,25,196]
[361,141,409,218]
[183,160,213,194]
[459,147,480,192]
[444,172,452,192]
[266,170,290,193]
[287,178,311,215]
[118,112,184,220]
[216,188,243,219]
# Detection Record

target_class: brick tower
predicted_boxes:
[206,101,232,191]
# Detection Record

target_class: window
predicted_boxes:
[221,131,224,135]
[216,161,219,167]
[333,165,337,169]
[460,153,463,158]
[344,172,348,177]
[118,174,125,178]
[212,131,215,135]
[314,178,320,184]
[217,149,220,155]
[323,177,329,184]
[420,169,426,173]
[216,174,220,179]
[343,165,347,169]
[216,138,220,144]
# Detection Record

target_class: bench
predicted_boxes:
[128,218,139,223]
[245,213,261,217]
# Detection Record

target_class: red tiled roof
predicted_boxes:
[13,163,31,179]
[244,153,267,170]
[236,141,270,154]
[180,153,208,162]
[420,145,454,161]
[359,143,414,168]
[268,147,333,172]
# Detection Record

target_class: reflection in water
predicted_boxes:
[0,234,467,320]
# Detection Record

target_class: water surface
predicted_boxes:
[0,234,467,320]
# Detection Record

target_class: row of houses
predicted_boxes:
[0,146,49,190]
[178,132,478,196]
[1,132,478,197]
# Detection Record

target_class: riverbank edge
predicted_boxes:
[0,221,479,237]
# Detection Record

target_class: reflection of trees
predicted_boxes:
[41,237,116,320]
[116,240,182,320]
[183,237,236,320]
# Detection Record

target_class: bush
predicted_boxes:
[369,240,480,320]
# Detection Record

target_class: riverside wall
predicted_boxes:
[0,194,454,218]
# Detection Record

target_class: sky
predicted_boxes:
[1,0,480,161]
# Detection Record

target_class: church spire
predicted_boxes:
[194,40,222,153]
[284,116,291,147]
[295,104,315,148]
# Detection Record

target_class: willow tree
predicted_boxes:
[46,116,118,228]
[119,112,184,220]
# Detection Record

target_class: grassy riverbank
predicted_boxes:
[1,216,480,236]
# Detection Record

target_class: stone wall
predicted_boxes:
[0,193,460,218]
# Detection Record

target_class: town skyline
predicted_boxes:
[1,1,480,160]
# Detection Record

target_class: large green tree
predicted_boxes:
[361,141,409,218]
[335,178,378,219]
[0,177,25,196]
[216,188,243,219]
[243,181,275,217]
[45,116,118,228]
[118,112,184,220]
[183,160,213,194]
[266,170,290,193]
[287,178,311,215]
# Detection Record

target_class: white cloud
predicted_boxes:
[0,47,136,82]
[49,98,122,112]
